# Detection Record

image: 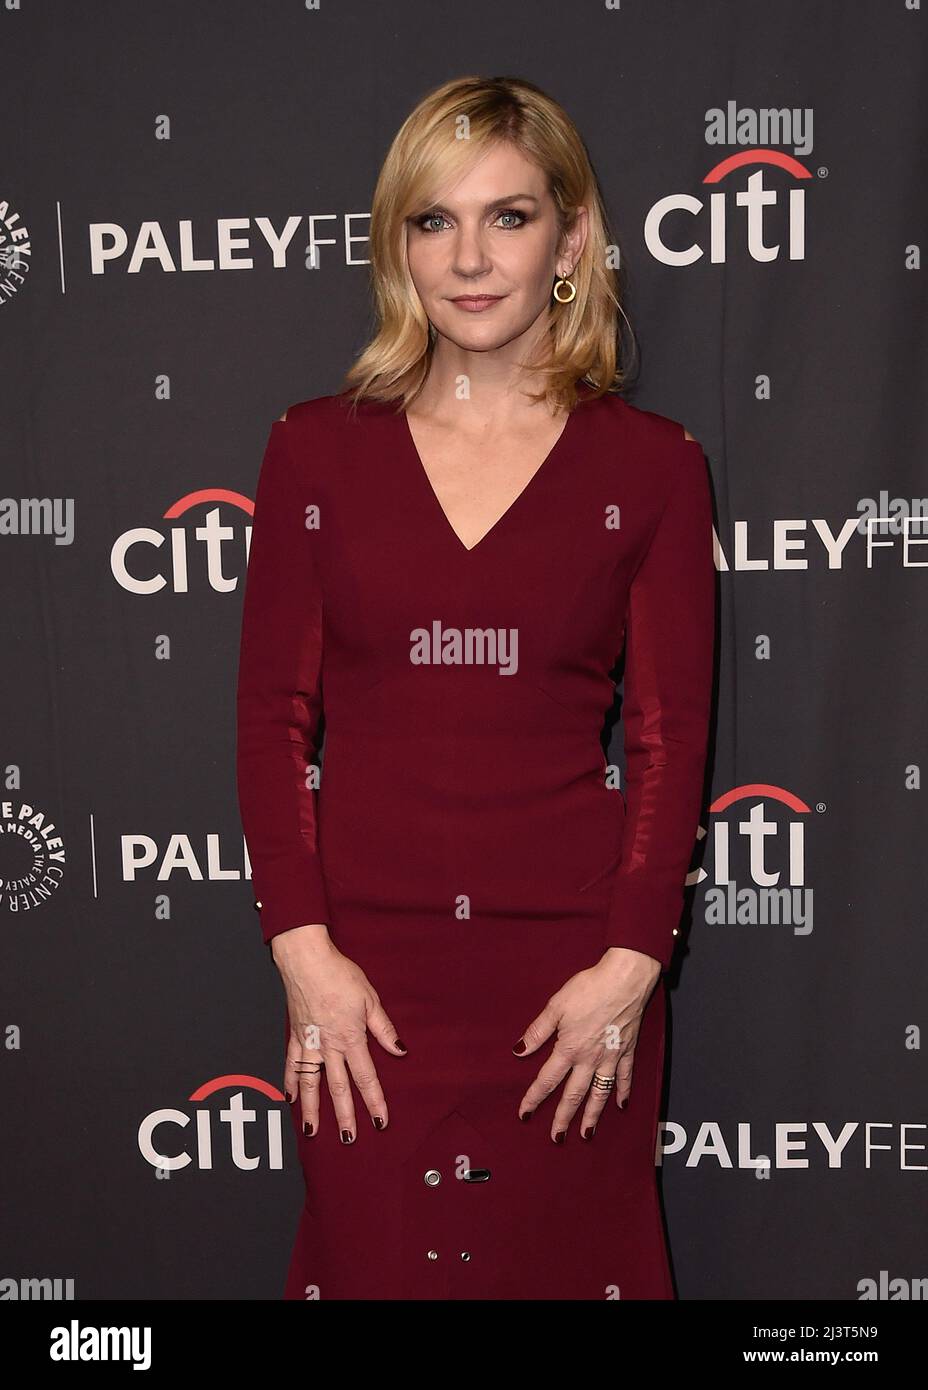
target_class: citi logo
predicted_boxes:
[646,103,817,266]
[695,783,815,937]
[111,488,255,594]
[138,1074,287,1172]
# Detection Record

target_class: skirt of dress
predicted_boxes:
[279,863,673,1302]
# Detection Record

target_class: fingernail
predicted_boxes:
[619,1098,627,1110]
[554,1130,566,1144]
[519,1109,533,1122]
[340,1129,354,1144]
[512,1039,526,1054]
[582,1125,596,1140]
[285,1091,292,1104]
[372,1116,385,1130]
[303,1121,314,1137]
[394,1038,407,1052]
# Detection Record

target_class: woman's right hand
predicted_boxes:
[271,924,407,1142]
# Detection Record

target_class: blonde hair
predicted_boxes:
[340,75,634,416]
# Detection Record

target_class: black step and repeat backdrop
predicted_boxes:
[2,0,925,1302]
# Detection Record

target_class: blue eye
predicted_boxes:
[412,209,529,233]
[416,213,451,233]
[495,209,527,229]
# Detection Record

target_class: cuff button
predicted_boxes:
[253,900,263,911]
[671,928,679,936]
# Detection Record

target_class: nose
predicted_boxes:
[449,222,494,280]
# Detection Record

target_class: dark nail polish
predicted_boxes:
[519,1109,533,1122]
[341,1129,353,1144]
[582,1125,596,1140]
[285,1091,292,1104]
[512,1039,526,1054]
[303,1121,314,1137]
[394,1039,407,1052]
[554,1130,566,1144]
[373,1116,385,1130]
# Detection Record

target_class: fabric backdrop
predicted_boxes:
[1,0,925,1301]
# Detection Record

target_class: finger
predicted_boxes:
[517,1046,572,1119]
[513,999,559,1057]
[364,996,408,1057]
[324,1050,359,1144]
[295,1037,326,1138]
[578,1052,620,1138]
[282,1031,304,1105]
[614,1045,636,1109]
[550,1061,602,1141]
[344,1041,389,1131]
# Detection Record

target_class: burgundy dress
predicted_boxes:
[236,381,715,1300]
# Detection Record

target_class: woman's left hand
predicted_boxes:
[512,947,661,1141]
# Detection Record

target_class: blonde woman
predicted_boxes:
[237,74,715,1300]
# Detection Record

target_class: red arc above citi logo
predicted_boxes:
[138,1073,288,1172]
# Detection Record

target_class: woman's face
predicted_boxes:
[404,140,586,357]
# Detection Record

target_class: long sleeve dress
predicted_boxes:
[236,380,716,1300]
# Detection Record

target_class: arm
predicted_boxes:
[603,428,716,973]
[235,413,332,948]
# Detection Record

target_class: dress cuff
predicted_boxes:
[250,854,332,946]
[602,874,684,973]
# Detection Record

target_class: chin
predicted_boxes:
[433,315,529,353]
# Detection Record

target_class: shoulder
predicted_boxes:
[595,395,709,523]
[275,392,352,429]
[267,391,393,491]
[275,389,394,442]
[270,393,359,463]
[600,393,701,453]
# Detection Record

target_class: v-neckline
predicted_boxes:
[399,387,590,555]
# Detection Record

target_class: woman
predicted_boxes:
[236,75,715,1300]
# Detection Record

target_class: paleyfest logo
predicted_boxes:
[647,102,817,265]
[0,798,67,915]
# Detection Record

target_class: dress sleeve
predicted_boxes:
[236,417,331,947]
[603,434,716,972]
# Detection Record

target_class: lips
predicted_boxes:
[449,295,506,312]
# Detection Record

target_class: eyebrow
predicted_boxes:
[415,193,540,215]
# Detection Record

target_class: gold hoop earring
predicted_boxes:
[553,272,577,304]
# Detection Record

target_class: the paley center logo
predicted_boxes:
[0,195,31,305]
[698,782,815,938]
[0,795,67,917]
[647,102,816,265]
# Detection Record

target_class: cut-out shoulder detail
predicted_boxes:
[683,428,696,441]
[278,411,288,422]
